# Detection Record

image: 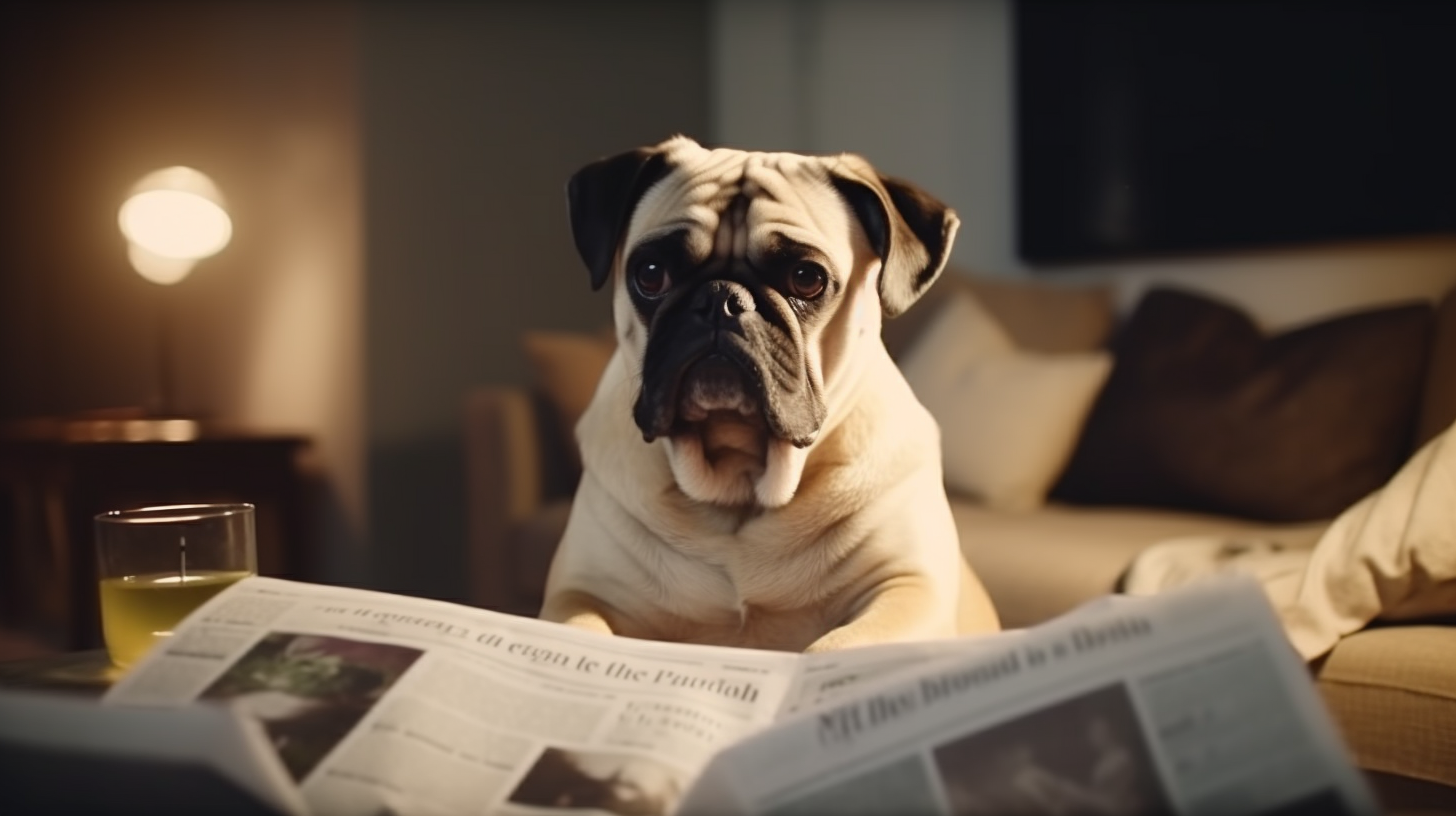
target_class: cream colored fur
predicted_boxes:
[541,138,1000,652]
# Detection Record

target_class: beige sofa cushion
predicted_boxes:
[955,274,1117,354]
[951,500,1327,629]
[882,269,1114,360]
[522,328,616,467]
[1318,625,1456,790]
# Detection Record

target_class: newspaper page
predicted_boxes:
[103,576,809,816]
[679,574,1380,816]
[100,577,1010,816]
[779,634,1020,718]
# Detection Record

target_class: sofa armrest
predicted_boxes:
[1316,624,1456,798]
[464,385,547,612]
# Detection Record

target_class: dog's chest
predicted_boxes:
[645,512,853,623]
[641,537,842,650]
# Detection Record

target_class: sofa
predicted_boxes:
[464,271,1456,811]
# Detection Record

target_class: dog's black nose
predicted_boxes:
[693,280,754,323]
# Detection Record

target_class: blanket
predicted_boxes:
[1123,423,1456,661]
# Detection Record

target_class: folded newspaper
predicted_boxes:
[5,574,1378,815]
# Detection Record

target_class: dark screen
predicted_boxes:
[1015,1,1456,265]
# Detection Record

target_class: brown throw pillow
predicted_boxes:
[1051,287,1435,522]
[1416,284,1456,447]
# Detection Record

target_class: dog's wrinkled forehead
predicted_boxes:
[569,135,958,321]
[624,138,857,274]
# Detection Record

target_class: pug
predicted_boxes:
[540,136,999,652]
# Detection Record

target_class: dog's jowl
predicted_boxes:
[541,136,1000,652]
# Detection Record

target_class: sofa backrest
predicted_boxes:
[886,271,1456,523]
[882,269,1115,360]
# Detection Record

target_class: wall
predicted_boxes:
[0,1,715,605]
[711,0,1456,331]
[360,1,712,600]
[0,1,367,583]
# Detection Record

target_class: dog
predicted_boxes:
[540,136,1000,652]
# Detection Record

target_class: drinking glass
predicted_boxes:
[95,503,256,668]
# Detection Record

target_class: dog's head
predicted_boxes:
[568,136,957,508]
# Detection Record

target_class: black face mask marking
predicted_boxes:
[629,192,832,447]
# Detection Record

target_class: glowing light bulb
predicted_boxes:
[118,166,232,285]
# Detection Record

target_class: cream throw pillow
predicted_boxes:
[899,290,1113,512]
[1122,419,1456,662]
[1280,421,1456,660]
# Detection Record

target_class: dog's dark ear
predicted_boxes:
[567,146,672,291]
[828,158,960,318]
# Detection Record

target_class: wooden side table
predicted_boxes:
[0,650,114,696]
[0,423,313,652]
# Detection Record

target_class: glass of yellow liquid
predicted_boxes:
[95,503,256,669]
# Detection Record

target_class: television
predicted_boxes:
[1015,1,1456,265]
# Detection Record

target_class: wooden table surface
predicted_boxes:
[0,650,117,696]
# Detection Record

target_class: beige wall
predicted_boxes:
[359,1,712,600]
[0,1,367,581]
[712,0,1456,329]
[0,1,713,602]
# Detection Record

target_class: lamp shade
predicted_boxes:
[119,166,232,285]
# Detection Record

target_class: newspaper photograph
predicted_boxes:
[931,682,1166,815]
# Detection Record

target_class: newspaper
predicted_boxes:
[679,577,1378,816]
[100,577,983,816]
[90,575,1375,816]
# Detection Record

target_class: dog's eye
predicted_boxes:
[787,263,827,300]
[632,261,671,298]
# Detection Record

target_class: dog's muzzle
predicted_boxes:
[633,279,824,448]
[678,354,760,422]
